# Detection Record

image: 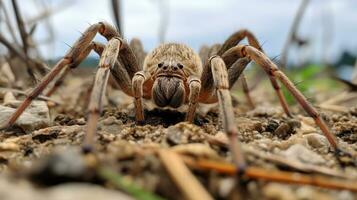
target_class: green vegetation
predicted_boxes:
[281,64,341,104]
[98,167,166,200]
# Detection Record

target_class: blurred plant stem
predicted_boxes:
[111,0,123,37]
[98,167,166,200]
[280,0,310,69]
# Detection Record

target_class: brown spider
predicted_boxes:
[1,22,346,174]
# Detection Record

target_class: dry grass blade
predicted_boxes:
[182,156,357,192]
[11,0,30,54]
[26,0,73,25]
[319,91,357,110]
[158,149,214,200]
[204,134,349,179]
[244,148,350,179]
[317,104,349,113]
[10,0,49,81]
[111,0,123,36]
[98,167,166,200]
[0,33,49,77]
[245,167,357,191]
[0,87,62,105]
[332,76,357,91]
[0,1,19,44]
[0,33,28,63]
[280,0,310,68]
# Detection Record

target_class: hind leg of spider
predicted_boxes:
[200,29,261,98]
[240,74,255,109]
[218,29,291,117]
[217,29,263,57]
[129,38,146,67]
[231,44,340,152]
[206,56,354,197]
[227,57,255,109]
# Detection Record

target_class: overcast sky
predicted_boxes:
[3,0,357,64]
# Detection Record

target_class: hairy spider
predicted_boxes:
[1,22,348,179]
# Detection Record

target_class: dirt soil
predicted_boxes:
[0,73,356,200]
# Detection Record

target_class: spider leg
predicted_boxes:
[222,45,292,117]
[227,58,255,108]
[240,73,255,109]
[129,38,146,67]
[118,40,141,79]
[132,70,151,123]
[45,41,105,97]
[0,22,120,129]
[110,57,134,96]
[209,55,246,171]
[201,30,261,109]
[185,76,201,122]
[217,29,261,109]
[228,58,250,88]
[217,29,262,56]
[219,29,290,115]
[85,41,134,96]
[44,66,71,97]
[198,45,210,62]
[83,37,122,152]
[233,45,340,151]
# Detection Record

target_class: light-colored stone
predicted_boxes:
[247,105,281,117]
[171,143,220,159]
[304,133,329,150]
[0,141,20,151]
[263,183,297,200]
[0,177,134,200]
[0,101,50,133]
[281,144,325,165]
[3,92,16,104]
[296,186,334,200]
[107,89,132,109]
[0,62,15,86]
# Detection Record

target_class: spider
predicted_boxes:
[1,22,347,174]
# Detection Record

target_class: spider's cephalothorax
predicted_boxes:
[3,22,349,189]
[143,43,202,108]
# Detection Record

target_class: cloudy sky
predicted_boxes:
[3,0,357,64]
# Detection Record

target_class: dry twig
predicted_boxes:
[204,134,350,179]
[0,87,62,105]
[280,0,310,68]
[158,149,214,200]
[111,0,123,36]
[182,156,357,192]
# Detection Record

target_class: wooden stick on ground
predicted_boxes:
[181,156,357,192]
[204,134,350,179]
[158,149,214,200]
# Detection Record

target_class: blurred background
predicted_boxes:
[0,0,357,96]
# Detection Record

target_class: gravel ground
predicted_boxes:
[0,75,356,200]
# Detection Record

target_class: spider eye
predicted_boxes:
[177,63,184,69]
[158,62,164,68]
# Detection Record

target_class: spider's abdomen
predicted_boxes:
[152,76,186,108]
